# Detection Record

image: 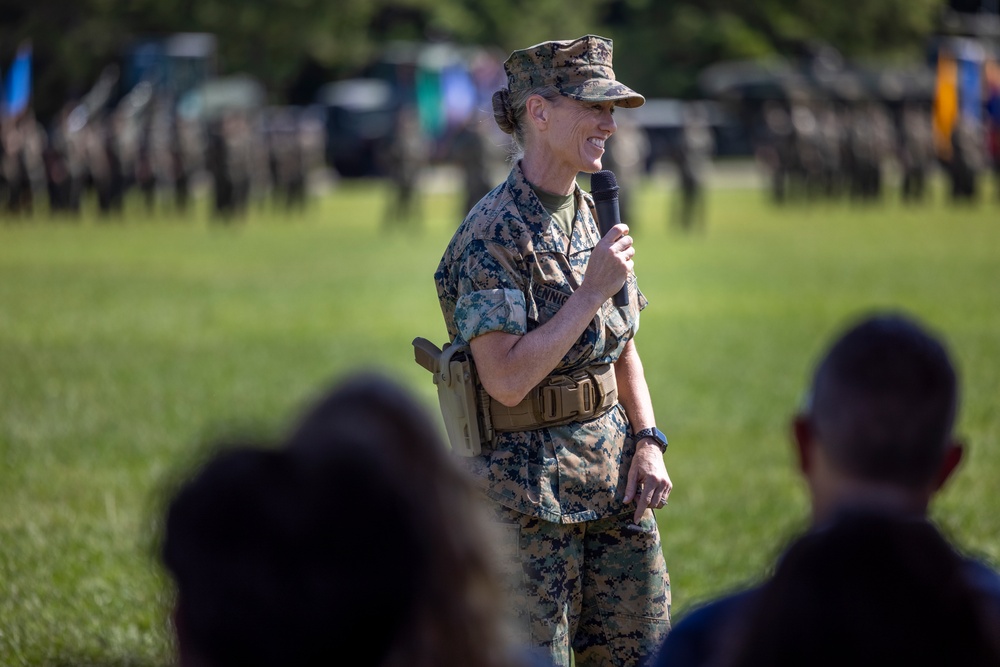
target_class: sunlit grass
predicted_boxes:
[1,170,998,664]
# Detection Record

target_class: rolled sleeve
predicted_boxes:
[452,238,527,342]
[455,289,527,341]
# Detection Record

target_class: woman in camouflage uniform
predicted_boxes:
[434,35,672,667]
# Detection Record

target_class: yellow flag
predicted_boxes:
[933,52,958,161]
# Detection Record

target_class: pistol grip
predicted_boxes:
[412,337,442,374]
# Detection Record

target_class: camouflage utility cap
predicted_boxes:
[504,35,645,109]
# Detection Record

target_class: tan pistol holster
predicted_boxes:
[412,337,492,457]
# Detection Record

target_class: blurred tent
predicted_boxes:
[699,58,803,102]
[628,98,747,159]
[178,74,266,121]
[318,77,395,113]
[123,33,216,100]
[317,78,398,177]
[698,56,935,105]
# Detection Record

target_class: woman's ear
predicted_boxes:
[524,94,550,130]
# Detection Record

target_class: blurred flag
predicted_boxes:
[933,51,958,161]
[986,60,1000,167]
[441,64,476,126]
[958,56,982,123]
[416,66,443,139]
[986,59,1000,122]
[3,41,32,118]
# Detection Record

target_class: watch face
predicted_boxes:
[637,428,664,443]
[636,427,667,449]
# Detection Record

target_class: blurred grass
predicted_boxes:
[1,171,998,665]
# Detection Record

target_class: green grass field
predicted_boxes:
[1,170,998,665]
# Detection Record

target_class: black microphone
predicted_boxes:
[590,169,629,308]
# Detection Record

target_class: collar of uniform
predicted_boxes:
[507,162,600,255]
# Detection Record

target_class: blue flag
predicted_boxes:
[3,42,32,118]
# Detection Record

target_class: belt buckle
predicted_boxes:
[568,374,596,417]
[538,383,562,421]
[541,373,595,424]
[537,374,573,423]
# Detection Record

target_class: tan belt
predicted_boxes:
[490,363,618,432]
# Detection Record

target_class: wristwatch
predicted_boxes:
[634,426,668,452]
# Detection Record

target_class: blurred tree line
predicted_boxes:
[0,0,946,122]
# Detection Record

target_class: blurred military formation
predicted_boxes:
[1,75,327,222]
[3,71,998,223]
[753,99,998,206]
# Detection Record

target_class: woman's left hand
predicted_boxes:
[623,441,672,524]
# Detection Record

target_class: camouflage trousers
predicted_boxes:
[490,502,671,667]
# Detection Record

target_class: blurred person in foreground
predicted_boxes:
[652,312,1000,667]
[161,373,550,667]
[709,512,1000,667]
[434,35,672,667]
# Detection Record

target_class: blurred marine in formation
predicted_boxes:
[672,102,714,231]
[382,105,428,229]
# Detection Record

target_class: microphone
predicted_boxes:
[590,169,629,308]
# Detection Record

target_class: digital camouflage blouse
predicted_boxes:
[435,161,648,524]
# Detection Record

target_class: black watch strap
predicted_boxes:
[634,426,668,452]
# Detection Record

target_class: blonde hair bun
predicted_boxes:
[491,89,516,135]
